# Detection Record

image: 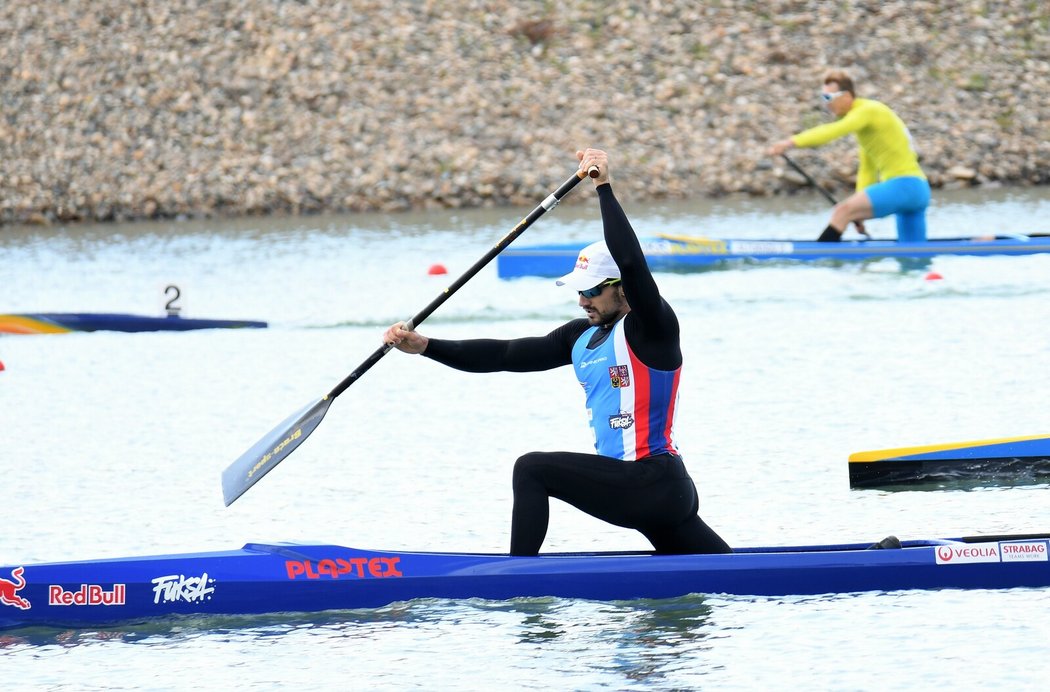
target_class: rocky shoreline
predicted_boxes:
[2,0,1047,226]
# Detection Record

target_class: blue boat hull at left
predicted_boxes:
[0,312,267,334]
[2,535,1049,630]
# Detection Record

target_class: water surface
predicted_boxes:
[2,185,1049,689]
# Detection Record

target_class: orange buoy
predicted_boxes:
[428,263,448,275]
[924,271,943,281]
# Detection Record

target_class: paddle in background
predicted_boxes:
[781,153,871,239]
[221,165,599,506]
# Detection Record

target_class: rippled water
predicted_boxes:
[2,185,1049,689]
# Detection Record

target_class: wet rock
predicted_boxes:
[947,166,978,180]
[0,0,1047,226]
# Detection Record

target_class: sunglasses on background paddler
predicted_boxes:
[821,90,846,103]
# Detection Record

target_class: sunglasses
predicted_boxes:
[821,90,846,103]
[578,279,621,299]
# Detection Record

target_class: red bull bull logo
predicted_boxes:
[0,567,31,610]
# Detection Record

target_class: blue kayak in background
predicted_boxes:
[849,434,1050,488]
[496,233,1050,278]
[0,312,267,334]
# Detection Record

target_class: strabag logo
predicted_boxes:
[935,544,1000,564]
[1000,541,1048,563]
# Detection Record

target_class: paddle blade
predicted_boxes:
[221,397,333,506]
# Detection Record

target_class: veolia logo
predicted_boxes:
[935,544,1000,565]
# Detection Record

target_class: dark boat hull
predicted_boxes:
[849,435,1050,488]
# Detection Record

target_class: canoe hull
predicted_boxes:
[849,434,1050,488]
[0,313,267,334]
[3,536,1049,630]
[496,235,1050,279]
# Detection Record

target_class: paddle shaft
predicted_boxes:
[782,153,838,206]
[782,153,875,238]
[329,167,596,399]
[221,166,596,505]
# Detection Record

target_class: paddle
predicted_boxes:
[781,153,870,238]
[221,166,598,506]
[781,153,838,206]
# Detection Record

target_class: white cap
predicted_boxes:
[555,241,621,290]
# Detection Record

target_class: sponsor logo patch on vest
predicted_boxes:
[609,411,634,430]
[579,356,608,370]
[608,365,630,388]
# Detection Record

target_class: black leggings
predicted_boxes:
[510,451,731,556]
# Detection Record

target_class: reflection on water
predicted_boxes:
[0,599,427,649]
[0,592,716,657]
[602,596,717,686]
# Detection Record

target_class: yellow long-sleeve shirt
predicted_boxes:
[792,98,925,191]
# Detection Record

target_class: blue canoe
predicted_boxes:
[496,233,1050,278]
[0,312,267,334]
[2,534,1048,630]
[849,434,1050,488]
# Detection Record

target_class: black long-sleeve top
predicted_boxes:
[423,184,681,372]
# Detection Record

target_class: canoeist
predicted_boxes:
[769,69,931,242]
[383,148,730,557]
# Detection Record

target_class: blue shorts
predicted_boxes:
[864,176,931,242]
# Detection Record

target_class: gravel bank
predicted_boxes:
[2,0,1047,225]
